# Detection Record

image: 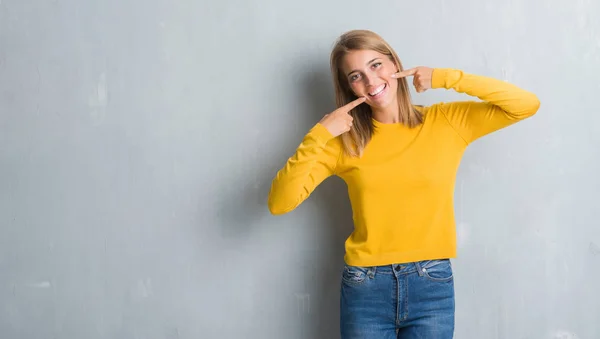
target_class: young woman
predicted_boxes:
[267,29,540,339]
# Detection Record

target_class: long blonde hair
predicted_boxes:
[330,30,423,157]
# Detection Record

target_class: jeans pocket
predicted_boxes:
[341,265,369,286]
[421,259,453,282]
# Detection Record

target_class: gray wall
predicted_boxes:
[1,0,599,338]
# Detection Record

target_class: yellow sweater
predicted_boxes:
[267,68,540,267]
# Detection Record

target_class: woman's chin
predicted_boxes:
[366,93,396,109]
[366,98,392,109]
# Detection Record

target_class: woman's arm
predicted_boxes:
[394,67,541,144]
[267,123,341,215]
[267,97,364,215]
[432,68,540,144]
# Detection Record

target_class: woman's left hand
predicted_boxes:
[391,66,434,93]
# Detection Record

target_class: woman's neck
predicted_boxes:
[371,102,400,124]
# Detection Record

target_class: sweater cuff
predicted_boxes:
[310,123,334,146]
[431,68,454,89]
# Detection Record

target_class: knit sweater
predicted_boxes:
[267,68,540,266]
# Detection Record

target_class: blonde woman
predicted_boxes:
[268,30,540,339]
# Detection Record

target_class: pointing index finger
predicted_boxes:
[343,96,366,110]
[391,68,417,78]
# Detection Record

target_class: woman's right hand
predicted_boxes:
[318,97,366,137]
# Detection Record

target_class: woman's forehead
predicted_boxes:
[342,50,389,73]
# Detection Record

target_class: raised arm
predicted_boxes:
[394,67,541,144]
[267,124,340,215]
[267,97,365,215]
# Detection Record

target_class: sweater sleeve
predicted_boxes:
[267,123,341,215]
[431,68,541,144]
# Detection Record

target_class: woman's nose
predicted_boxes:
[364,73,375,86]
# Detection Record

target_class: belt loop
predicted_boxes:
[367,267,376,278]
[415,261,425,277]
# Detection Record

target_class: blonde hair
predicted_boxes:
[330,30,423,157]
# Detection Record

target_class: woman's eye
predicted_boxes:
[372,62,382,68]
[350,74,360,82]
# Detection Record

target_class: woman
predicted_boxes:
[267,30,540,338]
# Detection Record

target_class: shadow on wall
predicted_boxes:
[215,50,353,338]
[295,60,355,339]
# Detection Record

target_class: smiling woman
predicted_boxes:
[345,54,396,109]
[267,29,540,339]
[330,31,425,157]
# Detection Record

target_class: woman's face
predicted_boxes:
[341,49,399,110]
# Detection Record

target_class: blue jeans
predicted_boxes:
[340,259,455,339]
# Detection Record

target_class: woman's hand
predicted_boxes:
[319,97,366,137]
[391,66,434,93]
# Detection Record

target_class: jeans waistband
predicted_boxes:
[345,258,451,277]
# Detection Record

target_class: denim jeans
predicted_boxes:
[340,259,455,339]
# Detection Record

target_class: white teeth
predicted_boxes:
[369,84,386,96]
